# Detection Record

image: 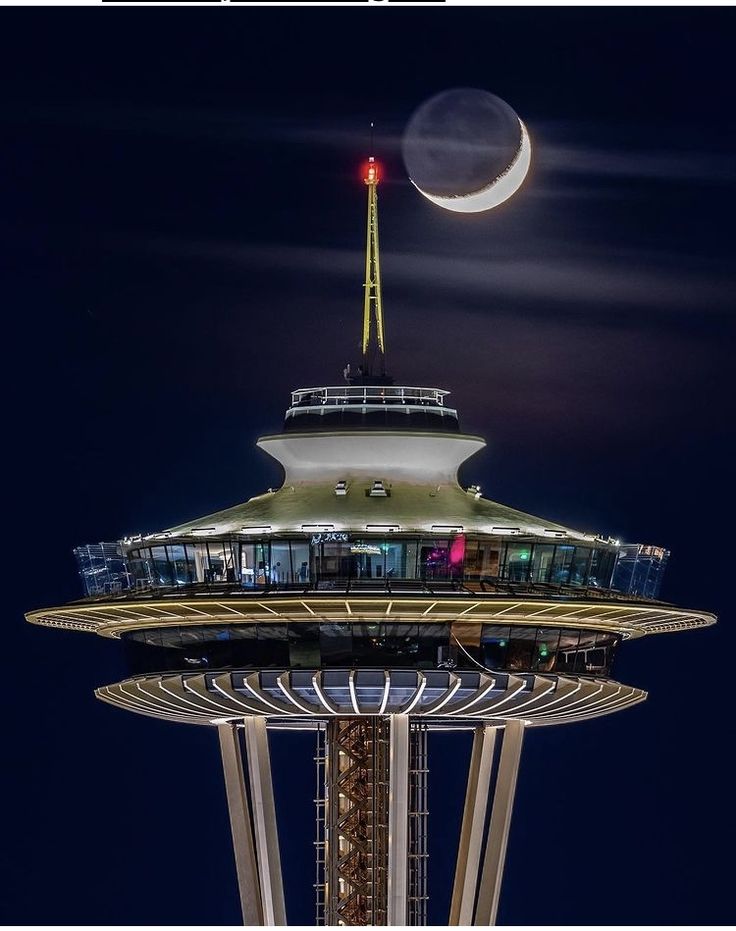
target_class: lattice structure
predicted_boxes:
[361,157,385,377]
[324,718,389,925]
[314,724,327,924]
[408,723,429,925]
[317,718,430,926]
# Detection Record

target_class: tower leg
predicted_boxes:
[449,725,497,925]
[474,721,525,926]
[244,717,287,926]
[387,714,409,926]
[218,722,263,926]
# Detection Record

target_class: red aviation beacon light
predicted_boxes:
[363,156,380,185]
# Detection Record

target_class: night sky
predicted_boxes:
[4,7,735,926]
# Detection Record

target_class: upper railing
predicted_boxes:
[284,386,459,430]
[289,385,451,409]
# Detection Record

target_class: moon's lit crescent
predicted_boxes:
[411,120,531,213]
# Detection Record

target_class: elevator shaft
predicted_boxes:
[317,717,427,926]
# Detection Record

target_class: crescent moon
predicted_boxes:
[411,120,531,213]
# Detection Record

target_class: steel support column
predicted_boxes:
[244,716,287,926]
[217,722,263,926]
[449,724,497,925]
[474,721,525,926]
[387,714,409,926]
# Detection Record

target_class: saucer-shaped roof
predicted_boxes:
[162,479,592,541]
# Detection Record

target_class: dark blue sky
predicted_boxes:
[3,7,735,925]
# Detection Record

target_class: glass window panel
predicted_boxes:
[481,625,511,668]
[384,540,405,579]
[290,541,310,584]
[150,545,173,586]
[350,539,386,580]
[271,541,291,585]
[317,542,355,581]
[224,625,259,640]
[205,542,227,583]
[550,545,575,585]
[463,540,482,580]
[240,542,256,588]
[588,548,616,588]
[597,549,616,588]
[557,629,582,672]
[256,624,288,640]
[350,623,438,666]
[448,534,466,580]
[479,542,501,579]
[504,542,532,582]
[129,549,155,589]
[289,623,320,667]
[595,631,619,675]
[402,541,420,580]
[221,540,239,583]
[187,543,208,583]
[254,542,270,586]
[421,539,450,581]
[532,627,561,672]
[319,623,354,665]
[167,544,193,585]
[531,544,555,583]
[505,626,536,670]
[569,547,592,586]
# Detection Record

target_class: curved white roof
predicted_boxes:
[162,431,597,541]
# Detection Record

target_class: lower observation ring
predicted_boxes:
[96,668,645,727]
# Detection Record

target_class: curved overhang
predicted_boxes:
[95,669,646,728]
[257,430,486,484]
[25,593,717,639]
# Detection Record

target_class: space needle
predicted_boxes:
[27,148,716,926]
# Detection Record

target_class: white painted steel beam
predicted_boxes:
[244,717,287,926]
[217,722,263,926]
[387,714,410,926]
[474,720,525,926]
[449,724,497,925]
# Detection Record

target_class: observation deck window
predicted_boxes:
[480,625,619,677]
[122,622,620,678]
[113,534,623,596]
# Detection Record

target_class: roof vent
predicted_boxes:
[365,523,400,533]
[368,480,389,497]
[490,527,521,535]
[431,524,464,533]
[334,480,348,496]
[542,529,567,539]
[466,484,482,499]
[240,525,273,535]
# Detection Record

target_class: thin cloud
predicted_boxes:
[140,235,734,313]
[540,143,735,183]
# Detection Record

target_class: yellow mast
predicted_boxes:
[362,155,385,376]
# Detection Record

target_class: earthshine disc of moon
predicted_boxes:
[402,88,531,213]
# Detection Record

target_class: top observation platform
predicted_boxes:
[283,385,460,433]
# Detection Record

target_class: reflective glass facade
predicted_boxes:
[611,544,669,599]
[120,534,618,593]
[74,543,133,597]
[122,622,620,677]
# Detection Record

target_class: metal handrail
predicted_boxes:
[289,386,449,407]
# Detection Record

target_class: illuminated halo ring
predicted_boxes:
[96,669,646,728]
[26,593,717,638]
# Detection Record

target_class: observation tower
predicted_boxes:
[27,153,716,926]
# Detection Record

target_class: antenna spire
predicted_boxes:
[361,144,386,379]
